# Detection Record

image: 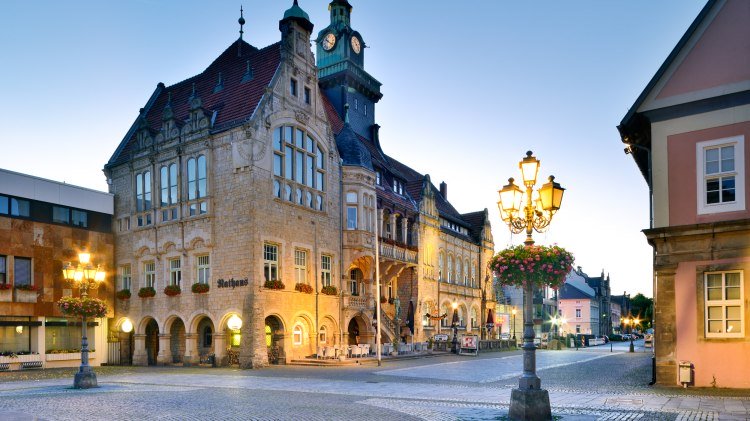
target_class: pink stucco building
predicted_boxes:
[619,0,750,388]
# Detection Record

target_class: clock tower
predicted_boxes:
[316,0,382,141]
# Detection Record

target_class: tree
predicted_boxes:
[630,293,653,329]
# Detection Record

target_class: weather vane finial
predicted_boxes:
[238,6,246,57]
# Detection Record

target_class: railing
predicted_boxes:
[318,61,382,93]
[343,230,374,249]
[344,295,370,310]
[438,282,482,298]
[380,242,418,264]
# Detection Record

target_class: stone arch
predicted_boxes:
[162,241,177,254]
[346,313,369,345]
[187,311,218,333]
[217,309,244,331]
[189,237,207,251]
[135,246,152,259]
[137,315,159,335]
[142,317,159,366]
[318,315,339,346]
[168,317,186,364]
[265,314,286,365]
[163,312,186,333]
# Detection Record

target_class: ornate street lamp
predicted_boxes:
[498,151,566,420]
[61,252,105,389]
[622,316,639,353]
[451,301,459,354]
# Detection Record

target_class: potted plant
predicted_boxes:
[388,297,395,304]
[116,289,131,300]
[14,284,38,303]
[264,279,285,290]
[380,296,387,304]
[294,283,313,294]
[391,337,399,356]
[321,285,337,296]
[191,283,210,294]
[427,337,434,354]
[138,287,156,298]
[164,284,181,297]
[15,284,38,292]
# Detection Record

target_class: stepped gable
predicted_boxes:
[107,39,281,167]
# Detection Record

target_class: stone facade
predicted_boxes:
[105,1,494,367]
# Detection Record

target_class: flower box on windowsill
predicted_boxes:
[14,289,38,303]
[46,352,97,362]
[0,288,11,302]
[0,354,42,364]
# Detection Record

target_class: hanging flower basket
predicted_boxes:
[116,289,131,300]
[57,296,108,318]
[490,244,574,290]
[321,285,337,296]
[138,287,156,298]
[191,283,210,294]
[15,284,38,291]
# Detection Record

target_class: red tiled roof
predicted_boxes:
[107,39,280,167]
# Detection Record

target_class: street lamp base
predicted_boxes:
[73,369,98,389]
[508,388,552,421]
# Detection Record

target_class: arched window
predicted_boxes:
[319,326,327,344]
[293,325,303,345]
[471,308,478,329]
[441,303,451,327]
[272,126,326,209]
[471,261,477,287]
[187,155,208,216]
[456,259,462,285]
[447,256,453,283]
[464,259,470,285]
[438,252,444,281]
[350,268,362,296]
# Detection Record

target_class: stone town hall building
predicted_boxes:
[105,1,494,366]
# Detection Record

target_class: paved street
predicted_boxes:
[0,341,748,420]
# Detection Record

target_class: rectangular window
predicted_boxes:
[71,209,88,227]
[264,244,279,282]
[347,207,357,230]
[144,262,156,289]
[120,265,131,291]
[575,308,581,318]
[273,153,283,177]
[169,258,182,287]
[290,79,298,97]
[0,195,7,214]
[136,171,152,212]
[295,249,307,284]
[321,255,332,287]
[697,136,745,214]
[0,255,6,285]
[52,206,70,224]
[304,87,311,104]
[197,255,210,285]
[705,271,744,338]
[14,257,31,287]
[10,198,30,217]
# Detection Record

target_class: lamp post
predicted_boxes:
[62,252,105,389]
[451,301,459,354]
[498,151,565,420]
[512,307,517,340]
[622,316,639,353]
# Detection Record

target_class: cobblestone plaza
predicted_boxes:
[1,345,748,420]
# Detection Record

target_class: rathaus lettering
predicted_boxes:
[217,278,249,289]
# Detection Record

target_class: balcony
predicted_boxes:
[379,239,417,265]
[344,294,372,311]
[438,282,482,299]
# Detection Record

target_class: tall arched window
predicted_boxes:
[293,325,303,345]
[441,303,451,327]
[272,126,326,211]
[456,259,462,285]
[438,252,444,281]
[471,308,478,329]
[464,259,470,285]
[319,326,327,344]
[447,256,453,283]
[187,155,208,216]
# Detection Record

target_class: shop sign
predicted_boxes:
[217,278,249,289]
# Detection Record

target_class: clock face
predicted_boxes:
[351,36,361,54]
[322,33,336,51]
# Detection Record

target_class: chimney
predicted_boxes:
[439,181,447,199]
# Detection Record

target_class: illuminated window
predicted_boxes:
[197,255,210,285]
[295,249,308,285]
[321,255,332,287]
[293,325,303,345]
[705,271,744,338]
[264,244,279,281]
[120,265,131,291]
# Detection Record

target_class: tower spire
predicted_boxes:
[238,6,246,57]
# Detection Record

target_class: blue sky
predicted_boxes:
[0,0,707,296]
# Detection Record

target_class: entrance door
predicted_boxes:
[145,319,159,366]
